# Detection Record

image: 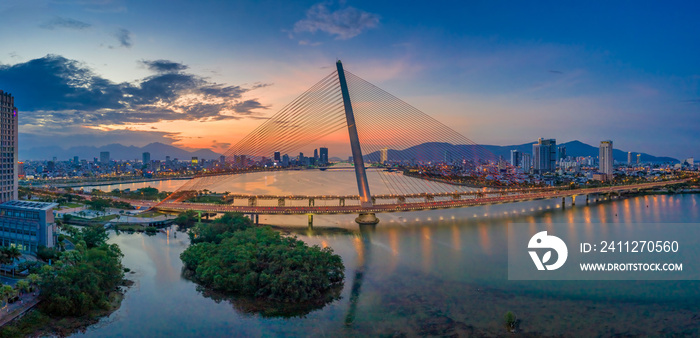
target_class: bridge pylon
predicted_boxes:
[337,60,379,225]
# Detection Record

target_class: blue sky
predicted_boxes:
[0,0,698,159]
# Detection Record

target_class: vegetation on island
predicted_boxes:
[180,213,345,316]
[0,225,128,337]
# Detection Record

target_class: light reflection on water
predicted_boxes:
[72,173,700,336]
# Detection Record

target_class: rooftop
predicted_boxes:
[0,200,58,211]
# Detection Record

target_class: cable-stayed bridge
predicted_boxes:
[149,61,687,225]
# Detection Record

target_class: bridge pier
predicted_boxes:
[278,198,285,207]
[255,214,259,225]
[309,198,315,207]
[308,214,313,228]
[562,197,566,209]
[571,195,576,206]
[586,194,589,205]
[355,213,379,225]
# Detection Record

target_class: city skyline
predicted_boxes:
[0,1,698,159]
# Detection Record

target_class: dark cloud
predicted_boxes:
[140,60,189,73]
[293,2,379,40]
[114,28,132,48]
[40,17,91,30]
[549,70,564,74]
[0,54,268,129]
[681,99,700,104]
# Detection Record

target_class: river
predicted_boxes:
[71,171,700,336]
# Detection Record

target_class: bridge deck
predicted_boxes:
[146,180,684,215]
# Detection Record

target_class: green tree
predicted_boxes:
[27,273,41,293]
[80,225,109,249]
[181,224,344,303]
[15,280,30,296]
[86,198,111,212]
[174,210,198,229]
[39,243,124,316]
[188,212,252,244]
[1,284,16,311]
[0,245,22,265]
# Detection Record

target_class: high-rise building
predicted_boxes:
[443,150,452,164]
[532,138,556,174]
[637,153,641,164]
[282,154,289,167]
[100,151,110,165]
[142,152,151,164]
[319,147,328,165]
[274,151,281,162]
[219,155,226,165]
[191,157,198,165]
[599,140,614,180]
[510,150,521,167]
[522,153,532,173]
[558,145,566,161]
[0,91,18,203]
[380,147,388,164]
[628,151,632,165]
[314,149,319,162]
[73,156,79,164]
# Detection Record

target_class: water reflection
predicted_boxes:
[344,224,374,325]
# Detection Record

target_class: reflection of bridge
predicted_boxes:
[153,61,686,225]
[145,180,686,225]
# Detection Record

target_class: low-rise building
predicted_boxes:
[0,200,57,252]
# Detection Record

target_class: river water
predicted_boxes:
[72,171,700,336]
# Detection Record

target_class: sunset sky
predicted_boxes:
[0,0,698,159]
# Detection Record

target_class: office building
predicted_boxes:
[319,147,328,165]
[73,156,79,164]
[274,152,281,162]
[599,140,614,180]
[522,153,532,173]
[443,150,452,163]
[637,153,641,164]
[532,138,556,174]
[0,201,57,252]
[191,157,198,165]
[142,152,151,165]
[314,149,319,162]
[558,145,566,161]
[219,155,226,165]
[0,91,18,203]
[627,152,632,165]
[380,147,388,164]
[282,154,290,167]
[100,151,110,165]
[510,150,521,167]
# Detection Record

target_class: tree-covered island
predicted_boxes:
[179,213,345,316]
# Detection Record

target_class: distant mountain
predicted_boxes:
[20,142,223,161]
[364,141,678,164]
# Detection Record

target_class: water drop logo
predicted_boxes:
[528,231,568,271]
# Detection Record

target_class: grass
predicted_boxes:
[59,202,83,208]
[131,211,165,218]
[88,214,120,222]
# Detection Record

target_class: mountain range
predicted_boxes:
[363,140,678,163]
[20,140,679,163]
[20,142,223,161]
